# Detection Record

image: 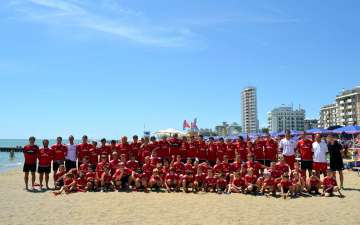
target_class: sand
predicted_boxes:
[0,169,359,225]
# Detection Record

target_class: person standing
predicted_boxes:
[312,134,328,177]
[23,136,39,191]
[51,136,67,182]
[65,135,77,172]
[296,134,314,178]
[279,130,297,170]
[327,134,344,189]
[37,139,53,190]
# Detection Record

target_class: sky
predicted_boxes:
[0,0,359,139]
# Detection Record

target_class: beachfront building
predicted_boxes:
[241,87,259,133]
[318,104,338,128]
[336,86,360,126]
[304,119,319,130]
[268,105,305,132]
[215,122,242,136]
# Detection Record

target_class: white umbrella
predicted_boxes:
[154,128,186,136]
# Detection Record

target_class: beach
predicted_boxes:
[0,169,359,225]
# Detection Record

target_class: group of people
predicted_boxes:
[22,130,345,198]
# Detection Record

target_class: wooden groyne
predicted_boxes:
[0,147,23,152]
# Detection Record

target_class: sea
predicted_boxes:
[0,139,79,173]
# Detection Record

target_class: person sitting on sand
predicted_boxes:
[229,172,245,194]
[53,173,77,195]
[76,171,87,191]
[216,173,227,194]
[306,172,321,195]
[260,172,276,196]
[165,167,180,193]
[193,168,205,193]
[291,171,305,197]
[322,170,343,197]
[244,168,258,194]
[204,169,217,192]
[113,162,133,191]
[182,170,194,193]
[149,168,163,191]
[278,173,292,199]
[85,167,96,192]
[100,166,114,192]
[54,165,66,190]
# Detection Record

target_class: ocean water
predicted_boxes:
[0,152,23,172]
[0,139,81,148]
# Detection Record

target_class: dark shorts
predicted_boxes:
[53,160,64,172]
[264,160,274,167]
[23,164,37,173]
[65,160,77,172]
[301,160,313,170]
[120,175,130,185]
[38,166,51,174]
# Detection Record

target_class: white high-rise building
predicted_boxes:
[268,106,305,132]
[241,87,259,133]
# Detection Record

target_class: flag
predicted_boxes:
[191,118,198,130]
[183,120,190,130]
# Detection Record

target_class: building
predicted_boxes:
[318,104,337,128]
[241,87,259,133]
[268,105,305,132]
[214,122,242,136]
[304,119,318,130]
[335,86,360,126]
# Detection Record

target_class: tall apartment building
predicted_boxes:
[318,86,360,128]
[304,119,319,130]
[241,87,259,133]
[268,106,305,132]
[318,104,337,128]
[336,86,360,126]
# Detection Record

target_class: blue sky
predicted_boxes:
[0,0,359,139]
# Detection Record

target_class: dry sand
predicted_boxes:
[0,169,359,225]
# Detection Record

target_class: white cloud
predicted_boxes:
[6,0,194,47]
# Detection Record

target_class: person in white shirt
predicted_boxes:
[65,135,77,172]
[312,134,328,176]
[279,130,296,169]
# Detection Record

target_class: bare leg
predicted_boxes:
[24,172,29,190]
[45,173,50,189]
[31,172,36,188]
[39,173,44,188]
[339,171,344,189]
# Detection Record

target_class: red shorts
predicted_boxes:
[313,162,328,174]
[283,155,296,170]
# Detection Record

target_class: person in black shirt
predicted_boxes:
[327,134,344,189]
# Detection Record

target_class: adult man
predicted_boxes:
[312,134,328,176]
[51,136,67,181]
[279,130,296,169]
[37,139,53,189]
[264,133,278,167]
[77,135,92,168]
[65,135,77,172]
[23,136,39,190]
[296,134,313,178]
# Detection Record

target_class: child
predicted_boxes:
[275,156,290,174]
[165,168,180,193]
[204,169,217,192]
[149,168,163,191]
[278,174,292,199]
[306,172,321,195]
[216,173,228,194]
[100,166,114,192]
[54,165,66,190]
[193,168,206,193]
[79,157,90,174]
[182,170,194,193]
[76,171,87,192]
[244,168,258,194]
[113,163,133,191]
[229,172,245,194]
[322,170,343,197]
[260,172,276,196]
[291,171,305,197]
[86,167,97,192]
[53,173,77,195]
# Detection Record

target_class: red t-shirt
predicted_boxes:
[264,178,275,187]
[233,177,245,187]
[253,140,265,160]
[139,144,151,163]
[157,140,169,159]
[194,173,206,183]
[98,145,111,158]
[236,141,247,161]
[130,142,141,159]
[126,160,140,171]
[187,141,197,158]
[89,147,99,165]
[86,171,96,181]
[95,161,109,179]
[323,177,337,188]
[142,163,154,178]
[51,144,67,161]
[116,143,131,159]
[213,163,223,174]
[196,141,207,160]
[275,163,290,174]
[231,162,242,172]
[226,143,236,161]
[37,147,53,167]
[245,174,257,184]
[280,180,292,188]
[297,139,313,161]
[173,162,185,175]
[79,163,89,174]
[23,145,39,165]
[205,177,217,186]
[180,142,189,159]
[217,178,228,188]
[264,139,278,161]
[165,173,180,181]
[168,138,182,157]
[77,143,92,161]
[207,143,217,161]
[216,142,227,161]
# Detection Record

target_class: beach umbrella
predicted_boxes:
[154,128,186,136]
[306,128,331,134]
[332,125,360,134]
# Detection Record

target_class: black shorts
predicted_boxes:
[23,164,37,173]
[53,160,64,172]
[120,175,130,185]
[38,166,51,174]
[65,160,77,172]
[264,160,273,167]
[301,160,313,170]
